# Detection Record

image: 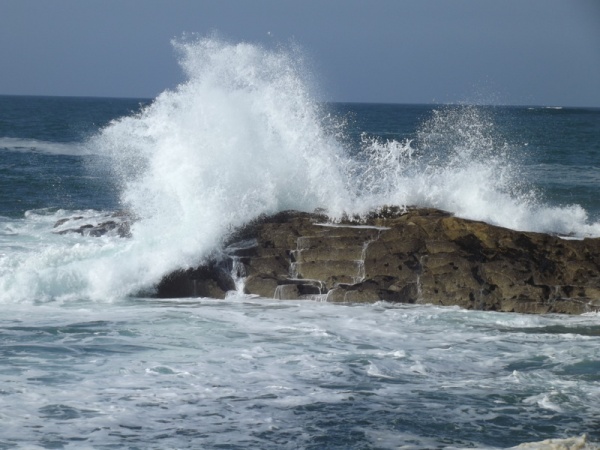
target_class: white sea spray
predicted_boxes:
[357,105,600,235]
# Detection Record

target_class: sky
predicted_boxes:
[1,0,599,107]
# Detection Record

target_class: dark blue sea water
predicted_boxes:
[1,39,600,449]
[0,95,149,216]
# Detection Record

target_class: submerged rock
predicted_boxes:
[155,263,236,299]
[156,207,600,314]
[53,211,133,238]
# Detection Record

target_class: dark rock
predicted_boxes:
[53,211,133,238]
[274,284,299,300]
[244,275,279,298]
[155,208,600,314]
[155,262,235,299]
[53,216,84,228]
[272,279,325,300]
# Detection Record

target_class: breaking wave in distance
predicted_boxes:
[2,37,600,302]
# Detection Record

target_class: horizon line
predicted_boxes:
[1,93,598,110]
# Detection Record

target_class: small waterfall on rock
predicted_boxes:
[416,255,426,302]
[352,242,369,284]
[229,257,246,296]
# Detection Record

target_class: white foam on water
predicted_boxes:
[0,137,89,156]
[0,299,598,448]
[511,434,594,450]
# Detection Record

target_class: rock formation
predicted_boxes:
[53,211,133,238]
[155,208,600,315]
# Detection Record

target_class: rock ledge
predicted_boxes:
[156,208,600,315]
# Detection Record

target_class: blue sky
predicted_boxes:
[1,0,599,106]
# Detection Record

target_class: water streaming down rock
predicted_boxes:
[223,239,254,295]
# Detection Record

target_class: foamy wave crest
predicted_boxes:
[357,105,600,236]
[102,37,351,219]
[0,37,353,301]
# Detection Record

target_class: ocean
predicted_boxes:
[1,39,600,449]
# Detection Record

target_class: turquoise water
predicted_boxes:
[1,39,600,449]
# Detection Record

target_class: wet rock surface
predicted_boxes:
[53,211,133,238]
[159,207,600,314]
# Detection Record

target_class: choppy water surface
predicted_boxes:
[1,299,599,449]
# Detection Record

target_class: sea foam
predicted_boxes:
[0,137,87,156]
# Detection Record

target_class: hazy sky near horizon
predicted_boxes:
[1,0,599,106]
